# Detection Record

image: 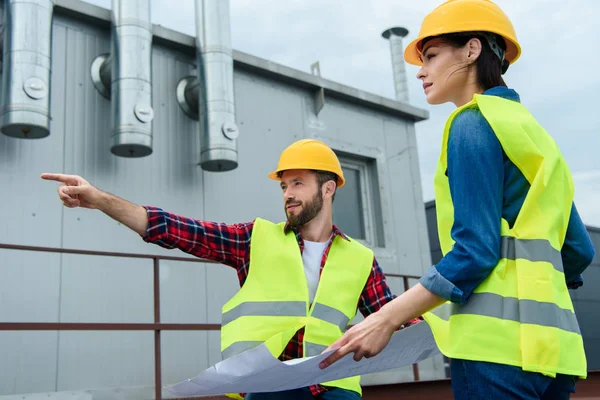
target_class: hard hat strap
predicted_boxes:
[480,32,507,64]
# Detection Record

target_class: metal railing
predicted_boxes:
[0,243,422,399]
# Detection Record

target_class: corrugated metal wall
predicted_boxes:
[0,4,441,396]
[425,200,600,372]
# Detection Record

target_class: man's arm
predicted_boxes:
[41,173,253,271]
[143,206,253,270]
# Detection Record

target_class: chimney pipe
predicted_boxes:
[0,0,54,139]
[180,0,239,172]
[91,0,154,157]
[382,27,410,103]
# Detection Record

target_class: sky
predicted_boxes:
[84,0,600,226]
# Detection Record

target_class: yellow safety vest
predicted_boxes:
[220,217,374,398]
[423,93,587,379]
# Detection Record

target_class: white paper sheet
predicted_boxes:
[165,321,440,397]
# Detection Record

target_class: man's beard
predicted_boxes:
[286,187,323,228]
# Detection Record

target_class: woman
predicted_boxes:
[319,0,595,399]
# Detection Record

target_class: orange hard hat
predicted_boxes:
[404,0,521,67]
[268,139,346,188]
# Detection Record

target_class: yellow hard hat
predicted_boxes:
[268,139,346,188]
[404,0,521,67]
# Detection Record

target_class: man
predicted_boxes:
[42,138,420,400]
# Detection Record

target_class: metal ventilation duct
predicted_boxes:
[382,27,410,103]
[91,0,154,157]
[192,0,239,172]
[0,0,54,139]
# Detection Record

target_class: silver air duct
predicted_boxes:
[91,0,154,157]
[382,27,410,103]
[177,0,238,172]
[0,0,54,139]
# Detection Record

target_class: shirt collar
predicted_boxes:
[283,221,351,242]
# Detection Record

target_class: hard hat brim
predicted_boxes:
[268,168,346,188]
[404,30,521,67]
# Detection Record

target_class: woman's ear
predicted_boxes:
[466,38,483,64]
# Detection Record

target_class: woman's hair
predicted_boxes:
[422,32,509,90]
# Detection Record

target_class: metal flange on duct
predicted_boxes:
[0,0,54,139]
[91,0,154,157]
[176,0,239,172]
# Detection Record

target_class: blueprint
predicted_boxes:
[165,320,440,397]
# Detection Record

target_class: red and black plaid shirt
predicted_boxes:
[143,206,422,396]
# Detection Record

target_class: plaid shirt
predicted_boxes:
[143,206,422,396]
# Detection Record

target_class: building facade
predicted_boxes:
[0,0,445,397]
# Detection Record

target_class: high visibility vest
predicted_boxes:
[220,217,374,398]
[423,93,587,379]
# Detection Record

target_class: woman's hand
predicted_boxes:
[318,311,397,369]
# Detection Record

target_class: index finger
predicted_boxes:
[319,343,352,369]
[40,173,77,183]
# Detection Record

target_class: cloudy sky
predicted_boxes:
[84,0,599,226]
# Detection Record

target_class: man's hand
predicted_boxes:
[41,173,102,209]
[318,312,396,369]
[41,172,149,236]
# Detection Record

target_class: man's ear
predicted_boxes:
[323,180,336,198]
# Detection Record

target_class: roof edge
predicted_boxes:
[53,0,429,122]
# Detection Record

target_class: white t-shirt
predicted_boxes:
[302,239,330,303]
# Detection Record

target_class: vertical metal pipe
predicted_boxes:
[153,257,162,400]
[402,276,421,381]
[382,27,410,103]
[109,0,154,158]
[0,0,54,139]
[195,0,239,172]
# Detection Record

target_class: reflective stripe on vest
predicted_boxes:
[449,292,580,335]
[311,303,351,331]
[222,301,306,326]
[305,342,328,357]
[222,341,263,359]
[501,236,563,272]
[221,301,350,332]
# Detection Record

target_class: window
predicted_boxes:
[332,153,384,247]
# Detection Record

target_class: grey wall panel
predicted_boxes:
[312,97,387,150]
[0,332,59,395]
[56,18,204,257]
[0,250,61,322]
[159,260,208,324]
[405,124,433,273]
[59,255,153,323]
[383,143,427,276]
[207,331,223,366]
[0,23,67,249]
[56,332,154,391]
[161,331,210,386]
